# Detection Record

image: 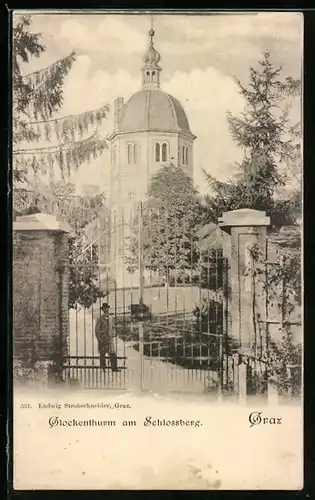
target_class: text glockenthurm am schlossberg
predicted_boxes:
[48,416,203,428]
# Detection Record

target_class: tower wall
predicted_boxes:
[109,130,194,288]
[110,131,194,209]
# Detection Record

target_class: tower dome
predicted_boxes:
[112,27,195,138]
[117,89,194,136]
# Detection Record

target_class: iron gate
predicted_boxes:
[61,202,230,393]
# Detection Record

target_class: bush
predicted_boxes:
[114,304,226,371]
[68,237,105,310]
[193,298,223,335]
[13,359,51,385]
[268,334,302,397]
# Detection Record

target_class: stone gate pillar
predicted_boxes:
[13,213,72,379]
[218,209,270,355]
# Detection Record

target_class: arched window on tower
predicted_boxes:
[127,143,133,164]
[127,143,138,164]
[152,71,156,81]
[182,145,189,166]
[133,143,138,163]
[155,142,169,162]
[146,71,150,82]
[162,142,168,162]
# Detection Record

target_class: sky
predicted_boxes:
[14,11,303,196]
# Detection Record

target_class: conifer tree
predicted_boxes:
[13,15,109,187]
[204,51,301,227]
[126,164,203,283]
[12,15,109,310]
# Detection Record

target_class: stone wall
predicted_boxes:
[13,227,70,371]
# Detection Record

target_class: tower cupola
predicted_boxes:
[141,28,162,89]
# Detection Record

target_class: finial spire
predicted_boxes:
[149,15,155,44]
[141,15,162,90]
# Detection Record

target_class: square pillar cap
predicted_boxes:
[218,208,270,229]
[13,213,73,234]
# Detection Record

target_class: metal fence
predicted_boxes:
[61,201,230,393]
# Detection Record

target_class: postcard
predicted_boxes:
[12,10,303,490]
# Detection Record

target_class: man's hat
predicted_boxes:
[101,303,110,312]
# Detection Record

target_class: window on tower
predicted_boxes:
[182,145,189,166]
[133,143,138,163]
[162,143,168,162]
[155,142,169,163]
[127,144,132,163]
[127,143,138,164]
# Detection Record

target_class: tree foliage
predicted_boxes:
[204,51,301,227]
[12,15,109,184]
[68,235,105,310]
[14,182,105,227]
[14,182,107,310]
[126,165,204,280]
[12,16,110,310]
[49,186,107,310]
[243,240,302,397]
[148,163,197,206]
[268,335,302,397]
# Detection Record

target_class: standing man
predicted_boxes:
[95,303,119,372]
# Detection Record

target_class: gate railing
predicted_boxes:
[53,204,302,399]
